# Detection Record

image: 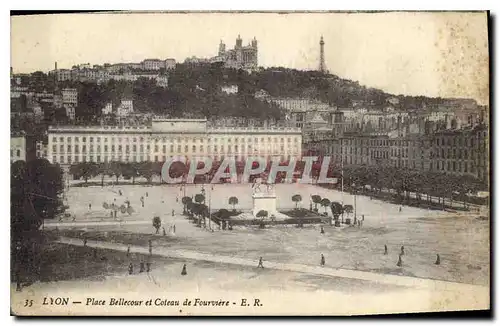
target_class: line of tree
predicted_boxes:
[69,161,164,186]
[339,164,487,208]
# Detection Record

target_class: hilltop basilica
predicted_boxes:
[212,35,258,71]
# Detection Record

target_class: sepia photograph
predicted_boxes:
[9,11,490,316]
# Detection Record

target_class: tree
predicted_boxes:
[320,198,331,214]
[194,193,205,204]
[121,163,139,185]
[311,195,322,211]
[292,194,302,209]
[217,208,231,220]
[228,196,239,211]
[152,216,161,234]
[70,162,99,184]
[11,159,66,235]
[256,210,268,219]
[98,162,113,187]
[109,161,122,183]
[330,201,343,218]
[138,161,153,184]
[181,196,192,214]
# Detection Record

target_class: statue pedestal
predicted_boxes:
[252,191,277,217]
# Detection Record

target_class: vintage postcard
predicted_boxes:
[10,11,490,316]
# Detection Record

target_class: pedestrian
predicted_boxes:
[172,209,175,217]
[384,244,388,255]
[181,264,187,275]
[435,254,441,265]
[400,246,405,256]
[139,261,145,273]
[257,257,264,268]
[162,227,166,236]
[148,240,152,255]
[173,225,176,234]
[320,254,325,266]
[396,254,403,267]
[119,190,122,196]
[127,245,130,257]
[146,192,148,197]
[176,196,179,203]
[72,215,76,222]
[89,203,92,210]
[320,226,325,234]
[399,206,402,212]
[146,262,151,272]
[128,263,133,275]
[83,238,87,247]
[362,215,365,221]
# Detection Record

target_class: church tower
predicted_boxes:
[235,34,242,48]
[218,40,226,56]
[319,36,327,73]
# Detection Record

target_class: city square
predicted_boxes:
[10,12,490,316]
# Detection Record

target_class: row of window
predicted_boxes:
[435,137,478,147]
[434,148,479,160]
[52,154,297,164]
[51,143,300,154]
[51,136,301,144]
[435,160,476,173]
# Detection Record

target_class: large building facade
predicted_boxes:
[47,119,302,168]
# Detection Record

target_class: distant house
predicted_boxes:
[11,132,26,163]
[102,102,113,115]
[221,85,238,95]
[65,105,76,120]
[117,99,134,116]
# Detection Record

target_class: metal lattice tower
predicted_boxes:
[319,36,326,73]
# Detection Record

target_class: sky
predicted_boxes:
[11,12,489,104]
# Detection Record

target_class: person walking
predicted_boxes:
[400,245,405,256]
[257,257,264,268]
[320,226,325,234]
[148,240,152,255]
[139,261,145,273]
[435,254,441,265]
[320,254,325,266]
[127,245,130,257]
[173,225,176,234]
[384,244,388,255]
[146,262,151,272]
[83,238,87,247]
[396,254,403,267]
[181,264,187,275]
[162,227,166,236]
[128,263,133,275]
[88,203,92,210]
